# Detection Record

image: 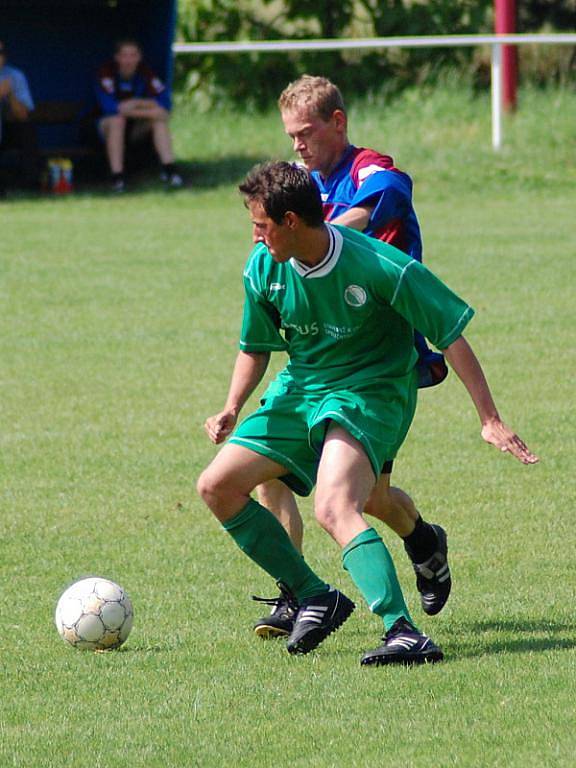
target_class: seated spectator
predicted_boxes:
[96,38,183,192]
[0,39,39,188]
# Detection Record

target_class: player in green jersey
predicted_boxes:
[197,161,538,665]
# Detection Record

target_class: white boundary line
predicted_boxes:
[173,34,576,150]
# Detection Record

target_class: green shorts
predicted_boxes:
[229,373,417,496]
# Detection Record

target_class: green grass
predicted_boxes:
[1,86,575,767]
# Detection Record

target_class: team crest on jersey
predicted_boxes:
[344,285,367,307]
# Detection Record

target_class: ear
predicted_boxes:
[332,109,347,132]
[284,211,299,229]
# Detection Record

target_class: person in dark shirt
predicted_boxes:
[96,38,182,192]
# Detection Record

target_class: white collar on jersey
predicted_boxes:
[289,224,343,279]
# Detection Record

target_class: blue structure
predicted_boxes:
[2,0,177,150]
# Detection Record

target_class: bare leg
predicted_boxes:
[197,444,287,522]
[364,474,419,537]
[100,115,127,174]
[258,473,418,550]
[257,480,304,552]
[151,116,175,164]
[314,424,375,546]
[313,424,414,632]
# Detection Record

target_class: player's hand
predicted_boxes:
[118,99,139,115]
[204,410,238,444]
[481,419,539,465]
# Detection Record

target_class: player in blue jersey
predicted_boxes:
[252,76,454,637]
[96,38,182,192]
[198,161,537,665]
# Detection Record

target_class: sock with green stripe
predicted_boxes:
[343,527,415,631]
[222,499,329,601]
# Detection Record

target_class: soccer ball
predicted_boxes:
[55,576,134,651]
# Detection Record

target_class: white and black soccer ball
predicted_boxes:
[55,577,134,651]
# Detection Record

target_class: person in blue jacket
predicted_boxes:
[0,39,39,189]
[96,38,182,192]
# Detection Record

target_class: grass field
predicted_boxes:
[1,86,575,767]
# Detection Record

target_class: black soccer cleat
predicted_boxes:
[361,617,444,667]
[406,524,452,616]
[252,582,299,639]
[286,588,355,655]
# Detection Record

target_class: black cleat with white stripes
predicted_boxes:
[252,583,299,639]
[407,524,452,616]
[360,617,444,666]
[286,588,355,655]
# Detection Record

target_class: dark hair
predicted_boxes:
[238,161,324,228]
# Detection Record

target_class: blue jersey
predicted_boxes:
[0,64,34,111]
[95,60,171,116]
[311,145,422,262]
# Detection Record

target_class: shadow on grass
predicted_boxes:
[0,154,265,203]
[117,643,171,654]
[445,617,576,659]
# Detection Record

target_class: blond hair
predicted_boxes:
[278,75,346,121]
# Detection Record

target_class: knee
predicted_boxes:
[196,467,228,511]
[105,115,126,132]
[314,492,341,535]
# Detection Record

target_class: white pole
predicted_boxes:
[173,35,576,151]
[491,43,503,150]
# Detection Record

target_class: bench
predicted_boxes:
[31,99,98,158]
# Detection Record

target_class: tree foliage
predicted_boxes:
[175,0,576,108]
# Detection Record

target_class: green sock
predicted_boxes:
[343,527,414,631]
[222,499,329,601]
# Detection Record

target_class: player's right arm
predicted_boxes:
[204,351,270,444]
[205,247,286,444]
[118,98,168,119]
[95,67,120,116]
[331,204,373,231]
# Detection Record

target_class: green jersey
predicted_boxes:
[240,224,474,392]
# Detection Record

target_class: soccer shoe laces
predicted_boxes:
[251,581,299,612]
[383,617,418,642]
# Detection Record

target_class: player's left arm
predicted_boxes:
[444,335,539,465]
